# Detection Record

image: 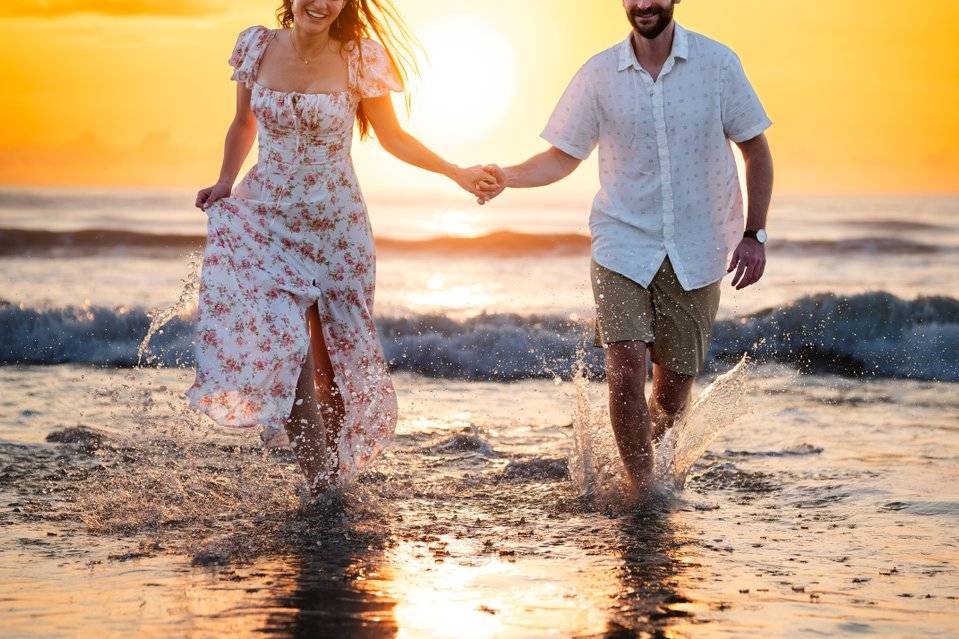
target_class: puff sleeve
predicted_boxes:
[356,38,403,99]
[229,25,271,89]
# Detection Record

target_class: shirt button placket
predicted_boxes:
[653,83,674,248]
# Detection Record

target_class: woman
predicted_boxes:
[187,0,496,497]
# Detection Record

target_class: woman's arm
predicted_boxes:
[196,84,258,211]
[361,95,497,203]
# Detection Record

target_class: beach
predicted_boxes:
[1,188,958,637]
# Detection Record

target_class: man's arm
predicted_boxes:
[727,133,774,289]
[481,147,583,199]
[738,133,773,232]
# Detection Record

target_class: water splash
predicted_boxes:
[654,355,751,489]
[569,363,633,508]
[569,354,752,509]
[136,251,201,367]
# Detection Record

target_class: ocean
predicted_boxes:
[1,187,957,637]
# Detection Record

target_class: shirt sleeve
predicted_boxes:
[540,63,600,161]
[229,25,270,89]
[721,52,772,143]
[357,38,404,99]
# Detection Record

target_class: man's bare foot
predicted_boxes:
[623,471,656,506]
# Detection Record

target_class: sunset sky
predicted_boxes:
[1,0,957,196]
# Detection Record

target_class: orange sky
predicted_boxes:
[1,0,957,195]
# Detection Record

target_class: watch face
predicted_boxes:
[756,229,768,243]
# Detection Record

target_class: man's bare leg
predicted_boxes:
[604,341,655,495]
[649,363,695,443]
[285,304,346,494]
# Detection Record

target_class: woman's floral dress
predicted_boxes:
[185,25,401,485]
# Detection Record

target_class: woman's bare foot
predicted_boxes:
[308,469,331,495]
[322,406,341,489]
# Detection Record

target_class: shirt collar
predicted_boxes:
[617,22,690,72]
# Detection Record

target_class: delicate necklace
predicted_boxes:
[290,26,328,65]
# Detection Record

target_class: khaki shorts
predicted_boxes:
[591,257,721,377]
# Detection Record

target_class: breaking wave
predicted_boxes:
[1,291,957,381]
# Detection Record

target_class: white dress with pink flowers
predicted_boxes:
[185,25,401,485]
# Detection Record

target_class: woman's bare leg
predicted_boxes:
[286,343,328,491]
[284,304,346,494]
[305,303,345,485]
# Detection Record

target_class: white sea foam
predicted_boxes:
[4,292,955,381]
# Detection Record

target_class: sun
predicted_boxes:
[401,15,517,145]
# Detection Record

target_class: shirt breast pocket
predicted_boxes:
[603,103,637,146]
[601,94,656,177]
[622,113,658,178]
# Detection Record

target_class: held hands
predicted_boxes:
[479,165,507,202]
[195,181,232,212]
[451,164,507,205]
[727,237,766,289]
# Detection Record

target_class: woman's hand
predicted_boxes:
[450,165,501,205]
[195,181,233,212]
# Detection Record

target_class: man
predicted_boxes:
[481,0,774,495]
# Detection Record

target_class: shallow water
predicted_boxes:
[2,364,957,637]
[2,190,958,635]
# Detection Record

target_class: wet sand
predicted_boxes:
[1,365,957,637]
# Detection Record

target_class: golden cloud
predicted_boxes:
[0,1,227,18]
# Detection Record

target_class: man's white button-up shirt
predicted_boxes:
[541,23,772,291]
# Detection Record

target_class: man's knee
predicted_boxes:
[605,341,649,391]
[652,367,694,416]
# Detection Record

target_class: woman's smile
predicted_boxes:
[303,8,329,21]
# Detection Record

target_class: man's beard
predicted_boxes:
[627,3,675,40]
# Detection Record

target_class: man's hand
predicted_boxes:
[727,237,766,289]
[450,165,500,205]
[478,164,507,202]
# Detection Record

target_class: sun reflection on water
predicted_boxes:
[389,539,616,638]
[406,274,497,313]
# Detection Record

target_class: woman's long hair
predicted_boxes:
[276,0,418,139]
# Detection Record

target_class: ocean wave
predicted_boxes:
[840,218,951,233]
[1,292,957,381]
[771,237,944,255]
[709,292,959,380]
[0,226,950,258]
[0,227,588,257]
[0,227,201,256]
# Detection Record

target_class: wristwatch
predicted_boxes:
[744,228,768,244]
